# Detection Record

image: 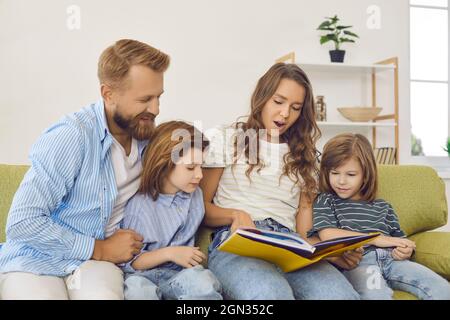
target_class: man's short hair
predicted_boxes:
[97,39,170,90]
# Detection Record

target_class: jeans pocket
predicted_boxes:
[375,248,393,261]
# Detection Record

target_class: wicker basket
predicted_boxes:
[337,107,382,122]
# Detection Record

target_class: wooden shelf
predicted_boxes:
[297,62,396,73]
[276,51,400,164]
[317,121,397,127]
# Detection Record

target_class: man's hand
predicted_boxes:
[328,247,364,270]
[164,246,206,268]
[92,229,144,264]
[230,210,256,233]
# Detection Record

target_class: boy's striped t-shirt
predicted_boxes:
[308,192,406,239]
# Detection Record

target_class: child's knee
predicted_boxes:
[168,266,222,299]
[183,266,221,291]
[124,275,161,300]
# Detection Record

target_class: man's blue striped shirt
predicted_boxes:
[0,100,147,276]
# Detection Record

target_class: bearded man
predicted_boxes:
[0,39,170,300]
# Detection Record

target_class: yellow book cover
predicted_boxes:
[218,228,380,272]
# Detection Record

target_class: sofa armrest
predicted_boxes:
[409,231,450,280]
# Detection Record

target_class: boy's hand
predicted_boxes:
[392,246,415,261]
[165,246,206,268]
[370,235,416,249]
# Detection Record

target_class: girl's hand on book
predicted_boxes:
[166,246,206,268]
[391,245,414,261]
[230,210,256,233]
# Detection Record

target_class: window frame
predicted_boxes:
[409,1,450,171]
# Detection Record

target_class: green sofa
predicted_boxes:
[1,164,449,300]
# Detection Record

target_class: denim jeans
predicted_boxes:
[342,248,450,300]
[208,218,360,300]
[124,265,223,300]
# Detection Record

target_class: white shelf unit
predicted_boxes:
[276,52,400,164]
[317,121,397,127]
[297,62,396,73]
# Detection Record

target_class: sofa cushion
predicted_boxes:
[0,164,30,242]
[377,165,448,236]
[409,231,450,280]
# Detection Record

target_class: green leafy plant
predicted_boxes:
[444,137,450,156]
[317,15,359,50]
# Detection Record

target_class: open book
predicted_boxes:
[218,228,380,272]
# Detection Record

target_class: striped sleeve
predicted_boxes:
[120,197,155,273]
[307,193,339,238]
[120,212,143,273]
[386,203,406,238]
[5,121,95,261]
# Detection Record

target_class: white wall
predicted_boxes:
[1,0,448,230]
[0,0,410,163]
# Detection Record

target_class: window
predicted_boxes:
[410,0,449,161]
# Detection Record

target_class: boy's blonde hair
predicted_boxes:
[98,39,170,90]
[319,133,378,202]
[139,121,209,201]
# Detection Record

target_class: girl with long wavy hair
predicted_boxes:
[200,63,362,300]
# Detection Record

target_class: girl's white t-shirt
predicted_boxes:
[203,126,302,231]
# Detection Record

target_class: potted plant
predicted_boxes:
[317,15,359,63]
[444,137,450,157]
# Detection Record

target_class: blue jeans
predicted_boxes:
[124,265,223,300]
[208,218,360,300]
[343,248,450,300]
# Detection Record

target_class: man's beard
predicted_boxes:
[113,110,156,140]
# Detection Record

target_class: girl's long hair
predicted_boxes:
[232,63,321,200]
